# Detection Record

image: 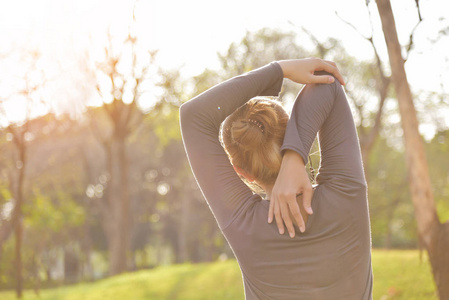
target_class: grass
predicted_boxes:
[0,249,438,300]
[371,250,437,299]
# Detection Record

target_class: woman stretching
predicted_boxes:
[180,58,373,299]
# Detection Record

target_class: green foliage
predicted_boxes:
[24,189,85,232]
[148,103,182,149]
[367,136,416,248]
[192,29,311,105]
[0,250,437,300]
[0,188,87,289]
[218,28,310,76]
[426,129,449,222]
[0,184,12,204]
[0,239,15,287]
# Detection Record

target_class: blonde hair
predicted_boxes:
[220,97,288,193]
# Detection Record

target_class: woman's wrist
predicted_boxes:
[276,60,294,80]
[275,58,345,85]
[282,150,306,167]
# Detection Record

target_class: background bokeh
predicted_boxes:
[0,0,448,299]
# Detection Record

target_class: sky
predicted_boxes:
[0,0,448,134]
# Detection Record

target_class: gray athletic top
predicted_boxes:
[180,62,373,299]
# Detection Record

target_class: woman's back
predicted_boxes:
[224,184,370,299]
[180,62,372,299]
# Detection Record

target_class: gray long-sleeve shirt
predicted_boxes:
[180,62,373,299]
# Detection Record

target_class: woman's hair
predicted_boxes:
[220,97,288,193]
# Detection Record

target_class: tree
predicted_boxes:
[305,30,390,177]
[367,136,413,248]
[89,27,156,274]
[375,0,449,298]
[0,113,98,290]
[331,12,391,176]
[0,50,47,298]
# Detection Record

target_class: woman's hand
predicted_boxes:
[277,58,345,86]
[268,150,314,238]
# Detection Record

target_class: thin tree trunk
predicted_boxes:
[178,194,190,263]
[119,136,130,270]
[14,195,23,299]
[106,136,129,275]
[14,133,26,298]
[80,147,96,281]
[88,113,131,276]
[376,0,449,298]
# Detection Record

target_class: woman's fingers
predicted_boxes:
[287,199,303,234]
[278,58,345,86]
[323,60,337,67]
[308,73,335,84]
[314,59,346,85]
[274,201,285,235]
[280,202,295,238]
[302,187,314,215]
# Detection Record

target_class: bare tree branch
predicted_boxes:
[361,81,389,150]
[335,5,394,176]
[404,3,423,62]
[344,89,365,132]
[335,10,386,79]
[335,12,372,41]
[415,0,422,21]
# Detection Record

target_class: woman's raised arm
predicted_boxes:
[180,62,284,229]
[270,68,365,238]
[181,58,346,231]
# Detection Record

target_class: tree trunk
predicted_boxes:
[177,194,190,263]
[88,106,133,276]
[13,133,26,298]
[376,0,449,298]
[63,247,79,284]
[106,135,130,275]
[14,197,23,299]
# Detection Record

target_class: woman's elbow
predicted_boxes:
[179,101,195,127]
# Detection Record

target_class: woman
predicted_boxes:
[180,58,373,299]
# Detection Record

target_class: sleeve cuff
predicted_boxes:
[280,144,308,166]
[262,62,284,97]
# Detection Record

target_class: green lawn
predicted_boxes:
[0,249,437,300]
